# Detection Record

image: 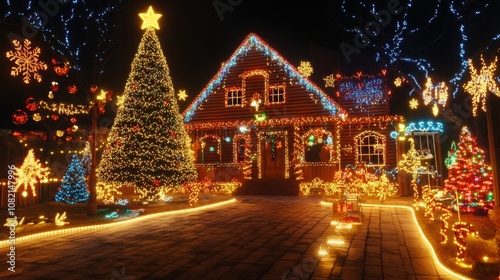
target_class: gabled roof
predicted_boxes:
[183,33,346,122]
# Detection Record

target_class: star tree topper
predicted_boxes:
[139,6,162,30]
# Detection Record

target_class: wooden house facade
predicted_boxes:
[182,33,404,195]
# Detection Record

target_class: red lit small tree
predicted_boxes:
[444,127,494,212]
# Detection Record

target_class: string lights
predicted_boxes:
[338,76,385,110]
[453,222,477,266]
[444,127,494,213]
[183,33,345,121]
[14,149,50,197]
[6,39,47,84]
[38,100,91,115]
[422,77,449,107]
[297,61,313,77]
[323,74,335,88]
[97,8,197,199]
[463,55,499,116]
[398,138,422,208]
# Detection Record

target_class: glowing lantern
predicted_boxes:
[56,130,64,137]
[67,85,78,94]
[65,136,72,142]
[33,113,41,122]
[51,81,59,92]
[25,97,38,111]
[51,114,59,121]
[52,59,69,76]
[70,118,77,124]
[12,110,28,125]
[90,85,98,93]
[48,91,54,99]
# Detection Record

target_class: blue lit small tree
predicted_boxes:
[55,155,89,204]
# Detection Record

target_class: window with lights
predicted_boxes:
[267,85,286,105]
[354,131,386,167]
[225,88,244,107]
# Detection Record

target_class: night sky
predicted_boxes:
[0,1,348,130]
[1,0,499,143]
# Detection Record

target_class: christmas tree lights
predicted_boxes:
[444,127,494,212]
[55,154,89,204]
[14,149,49,197]
[97,8,197,199]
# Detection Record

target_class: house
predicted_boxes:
[182,33,404,195]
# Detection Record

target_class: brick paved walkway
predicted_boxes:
[1,196,457,279]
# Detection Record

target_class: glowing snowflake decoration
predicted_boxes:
[464,55,499,116]
[323,74,335,88]
[298,61,313,77]
[177,90,188,101]
[409,98,419,109]
[15,149,49,197]
[6,39,48,84]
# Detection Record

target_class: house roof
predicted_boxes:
[182,33,346,122]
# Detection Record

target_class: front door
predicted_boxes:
[260,131,286,178]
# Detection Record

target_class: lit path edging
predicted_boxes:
[0,198,236,246]
[321,201,472,280]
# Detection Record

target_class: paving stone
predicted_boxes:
[0,196,459,279]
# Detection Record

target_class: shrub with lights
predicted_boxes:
[55,154,89,204]
[97,7,197,199]
[299,162,398,200]
[444,127,494,213]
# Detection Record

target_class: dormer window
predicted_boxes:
[225,87,244,107]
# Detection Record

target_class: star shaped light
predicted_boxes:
[139,6,162,30]
[464,55,499,116]
[177,90,188,101]
[323,74,335,88]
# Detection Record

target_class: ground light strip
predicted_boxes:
[320,201,472,280]
[1,198,236,246]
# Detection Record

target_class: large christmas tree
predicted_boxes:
[97,6,197,199]
[55,154,89,204]
[444,127,494,211]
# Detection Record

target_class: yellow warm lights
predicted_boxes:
[0,199,236,246]
[15,149,49,197]
[177,90,188,101]
[422,77,448,107]
[297,61,313,77]
[432,103,439,116]
[321,202,472,280]
[394,77,402,87]
[139,6,162,30]
[464,55,499,116]
[6,39,48,84]
[409,98,419,109]
[323,74,335,88]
